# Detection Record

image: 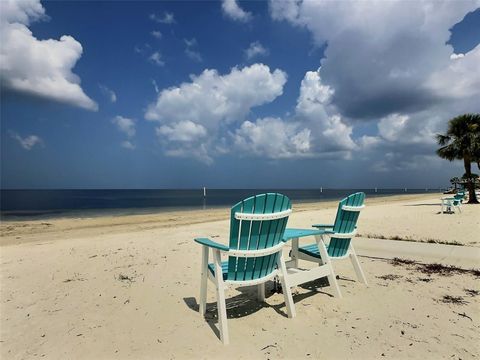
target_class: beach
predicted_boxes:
[1,193,479,359]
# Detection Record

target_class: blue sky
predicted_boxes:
[1,0,479,189]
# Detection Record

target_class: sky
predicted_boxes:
[1,0,479,189]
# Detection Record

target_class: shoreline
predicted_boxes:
[1,193,441,247]
[0,191,442,221]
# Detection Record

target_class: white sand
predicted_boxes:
[1,194,479,359]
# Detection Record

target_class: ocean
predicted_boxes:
[0,188,441,220]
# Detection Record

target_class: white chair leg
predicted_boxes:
[291,237,299,268]
[213,250,229,345]
[278,256,296,318]
[349,244,368,286]
[257,283,265,302]
[199,246,209,316]
[316,235,342,298]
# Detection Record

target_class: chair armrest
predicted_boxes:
[194,237,229,251]
[312,224,334,229]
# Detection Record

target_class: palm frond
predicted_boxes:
[436,134,450,146]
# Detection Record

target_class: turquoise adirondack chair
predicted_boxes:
[458,191,467,202]
[443,193,464,213]
[194,193,295,345]
[289,192,368,293]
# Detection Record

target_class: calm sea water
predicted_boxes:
[0,189,441,220]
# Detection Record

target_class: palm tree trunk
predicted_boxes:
[464,156,479,204]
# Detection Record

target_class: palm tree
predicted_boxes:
[449,176,460,191]
[474,127,480,171]
[436,113,480,204]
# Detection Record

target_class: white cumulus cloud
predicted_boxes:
[229,69,356,161]
[149,12,175,24]
[145,63,287,163]
[149,51,165,66]
[426,44,480,99]
[146,64,286,125]
[151,30,162,39]
[112,116,136,150]
[9,131,43,150]
[233,117,312,159]
[184,38,203,62]
[245,41,269,60]
[295,70,356,154]
[221,0,252,22]
[99,84,117,103]
[0,0,97,111]
[121,140,136,150]
[450,53,464,60]
[145,64,361,162]
[0,0,46,26]
[156,120,208,143]
[112,116,136,138]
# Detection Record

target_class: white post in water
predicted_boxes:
[320,187,323,193]
[375,187,377,193]
[404,188,407,192]
[203,187,206,197]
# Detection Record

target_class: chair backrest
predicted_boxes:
[328,192,366,257]
[226,193,291,282]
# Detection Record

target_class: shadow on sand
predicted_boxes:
[184,276,345,341]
